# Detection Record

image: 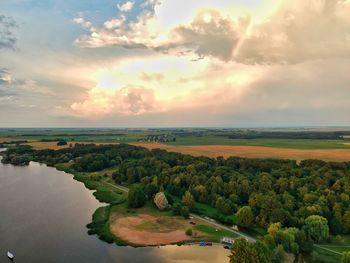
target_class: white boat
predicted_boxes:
[7,251,14,260]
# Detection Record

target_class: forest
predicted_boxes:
[2,143,350,262]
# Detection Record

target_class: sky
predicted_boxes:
[0,0,350,127]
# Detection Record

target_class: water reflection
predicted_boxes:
[0,159,229,262]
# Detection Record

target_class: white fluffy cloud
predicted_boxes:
[117,1,134,12]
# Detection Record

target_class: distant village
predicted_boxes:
[138,134,176,143]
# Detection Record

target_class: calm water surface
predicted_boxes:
[0,158,229,263]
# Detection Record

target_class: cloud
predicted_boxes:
[140,72,164,82]
[0,68,12,85]
[71,87,161,116]
[117,1,134,12]
[68,50,350,126]
[74,0,350,64]
[73,17,92,29]
[68,54,261,118]
[0,67,56,110]
[103,16,126,30]
[234,0,350,64]
[0,15,17,50]
[155,9,250,61]
[74,7,157,49]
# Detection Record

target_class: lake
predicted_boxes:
[0,157,230,262]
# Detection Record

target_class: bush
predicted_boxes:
[57,140,67,146]
[185,228,193,236]
[181,206,190,218]
[335,235,345,245]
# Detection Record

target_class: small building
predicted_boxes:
[221,237,235,246]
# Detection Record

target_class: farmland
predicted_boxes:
[2,128,350,161]
[1,128,350,150]
[167,137,350,149]
[133,143,350,162]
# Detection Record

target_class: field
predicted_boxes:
[168,137,350,149]
[133,143,350,161]
[1,128,350,150]
[2,128,350,162]
[0,129,149,143]
[4,138,350,161]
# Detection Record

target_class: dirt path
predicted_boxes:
[189,213,256,243]
[314,245,342,255]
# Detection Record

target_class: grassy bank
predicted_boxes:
[54,164,237,247]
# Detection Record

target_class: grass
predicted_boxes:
[53,164,127,205]
[93,186,125,204]
[166,192,237,225]
[193,225,238,240]
[193,202,237,224]
[134,217,184,232]
[86,205,129,245]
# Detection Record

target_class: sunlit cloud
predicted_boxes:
[1,0,350,126]
[70,54,264,117]
[74,0,350,64]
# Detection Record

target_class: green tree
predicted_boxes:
[271,245,285,263]
[181,206,190,218]
[172,202,182,215]
[342,251,350,263]
[215,197,232,215]
[343,211,350,233]
[295,229,313,253]
[229,238,258,263]
[275,228,299,254]
[236,206,254,227]
[255,241,271,263]
[182,191,195,209]
[304,215,329,242]
[127,185,146,208]
[268,223,281,237]
[144,184,159,200]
